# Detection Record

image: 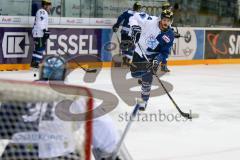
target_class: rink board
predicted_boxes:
[0,26,240,70]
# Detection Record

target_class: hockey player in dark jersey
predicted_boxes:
[160,2,172,72]
[112,2,142,60]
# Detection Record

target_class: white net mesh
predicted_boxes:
[0,79,93,160]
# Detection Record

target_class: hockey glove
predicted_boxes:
[151,60,159,75]
[43,29,50,39]
[120,40,135,52]
[174,31,181,38]
[122,55,133,67]
[131,25,141,43]
[112,24,119,32]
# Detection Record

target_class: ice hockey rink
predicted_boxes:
[0,64,240,160]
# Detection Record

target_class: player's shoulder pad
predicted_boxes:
[147,16,158,21]
[37,8,48,15]
[138,12,148,19]
[127,10,134,14]
[37,8,47,13]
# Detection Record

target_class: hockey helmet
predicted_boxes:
[133,2,142,11]
[162,2,171,10]
[161,9,173,20]
[39,55,67,81]
[42,0,52,5]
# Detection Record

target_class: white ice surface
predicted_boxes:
[0,64,240,160]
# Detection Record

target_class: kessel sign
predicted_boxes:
[0,28,33,64]
[0,27,112,65]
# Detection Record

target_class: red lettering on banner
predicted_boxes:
[207,33,228,55]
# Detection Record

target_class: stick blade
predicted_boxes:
[86,69,97,73]
[189,113,199,119]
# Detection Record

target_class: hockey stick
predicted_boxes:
[155,74,199,119]
[137,43,199,119]
[112,99,142,159]
[55,52,97,73]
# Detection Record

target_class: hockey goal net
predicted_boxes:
[0,79,93,160]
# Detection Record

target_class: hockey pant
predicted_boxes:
[130,52,153,102]
[32,37,47,65]
[120,31,134,58]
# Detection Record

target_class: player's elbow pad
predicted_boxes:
[131,25,141,43]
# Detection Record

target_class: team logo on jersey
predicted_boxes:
[162,35,170,43]
[139,13,147,19]
[146,34,159,49]
[2,32,30,58]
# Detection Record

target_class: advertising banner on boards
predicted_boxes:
[170,28,204,60]
[0,27,112,64]
[205,30,240,59]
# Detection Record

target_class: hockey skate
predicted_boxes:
[137,79,142,85]
[137,98,148,111]
[161,64,170,72]
[31,61,40,69]
[92,148,121,160]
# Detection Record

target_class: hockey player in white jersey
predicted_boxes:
[128,9,175,110]
[31,0,51,68]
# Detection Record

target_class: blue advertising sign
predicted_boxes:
[170,28,204,60]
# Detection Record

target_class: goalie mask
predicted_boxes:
[39,55,67,81]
